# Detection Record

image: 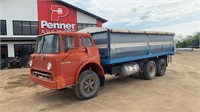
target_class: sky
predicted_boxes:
[63,0,200,36]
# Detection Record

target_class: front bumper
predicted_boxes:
[29,75,57,89]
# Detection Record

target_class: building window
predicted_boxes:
[13,21,38,35]
[1,44,8,59]
[14,44,35,58]
[78,23,96,31]
[0,20,7,35]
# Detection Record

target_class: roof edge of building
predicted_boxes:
[55,0,107,23]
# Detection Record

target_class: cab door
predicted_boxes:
[59,34,81,87]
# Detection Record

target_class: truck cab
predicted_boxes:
[29,32,105,99]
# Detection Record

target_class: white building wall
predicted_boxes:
[0,0,38,37]
[7,44,14,57]
[77,11,97,24]
[0,2,2,19]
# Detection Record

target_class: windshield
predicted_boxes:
[35,34,59,54]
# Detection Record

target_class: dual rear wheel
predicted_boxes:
[139,58,166,80]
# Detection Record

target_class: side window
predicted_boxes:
[62,36,75,52]
[84,37,92,47]
[69,37,75,47]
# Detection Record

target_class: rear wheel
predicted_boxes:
[75,70,100,100]
[139,71,145,79]
[144,60,157,80]
[156,58,167,76]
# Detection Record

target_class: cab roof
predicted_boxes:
[38,31,91,37]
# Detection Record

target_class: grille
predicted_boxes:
[32,71,52,80]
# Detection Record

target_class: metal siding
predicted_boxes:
[148,34,174,54]
[91,30,175,65]
[77,11,97,24]
[111,47,147,59]
[92,32,108,47]
[92,32,109,59]
[110,33,149,43]
[110,33,149,60]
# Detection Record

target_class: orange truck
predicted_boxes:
[29,28,175,99]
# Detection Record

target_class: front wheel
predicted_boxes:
[75,70,100,100]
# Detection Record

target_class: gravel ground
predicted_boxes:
[0,50,200,112]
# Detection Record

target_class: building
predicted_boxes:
[0,0,107,66]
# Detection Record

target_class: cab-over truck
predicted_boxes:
[29,27,175,99]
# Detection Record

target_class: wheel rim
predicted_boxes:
[149,65,156,77]
[82,76,96,94]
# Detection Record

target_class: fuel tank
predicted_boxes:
[119,62,140,76]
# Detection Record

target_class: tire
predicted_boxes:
[139,71,145,79]
[156,58,166,76]
[144,60,157,80]
[75,70,100,100]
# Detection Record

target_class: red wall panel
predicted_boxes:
[97,19,102,27]
[37,0,104,34]
[37,0,77,34]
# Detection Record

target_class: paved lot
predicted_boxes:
[0,50,200,112]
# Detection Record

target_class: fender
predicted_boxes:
[75,61,104,85]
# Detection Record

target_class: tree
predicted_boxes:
[175,32,200,48]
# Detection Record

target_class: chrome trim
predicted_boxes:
[32,71,52,80]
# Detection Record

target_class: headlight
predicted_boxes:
[47,62,52,71]
[29,60,33,67]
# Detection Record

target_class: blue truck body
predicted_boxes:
[80,28,175,65]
